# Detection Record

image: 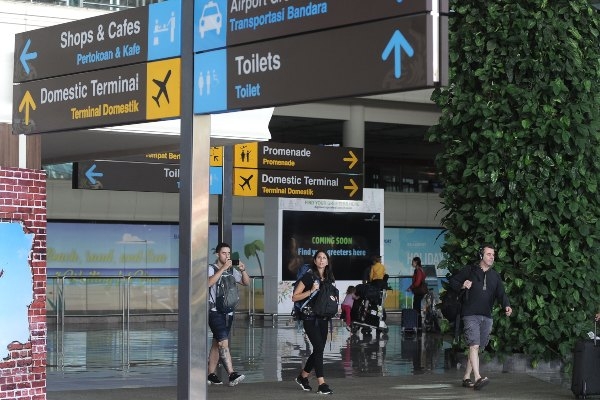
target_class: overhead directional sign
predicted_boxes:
[233,168,362,200]
[13,58,181,134]
[73,160,181,192]
[233,142,362,173]
[194,14,435,114]
[194,0,438,52]
[13,0,182,83]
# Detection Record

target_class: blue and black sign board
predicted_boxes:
[194,14,434,114]
[193,0,441,51]
[13,0,182,83]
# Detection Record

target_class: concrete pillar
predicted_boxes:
[342,105,365,149]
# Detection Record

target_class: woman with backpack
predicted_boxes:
[292,249,335,395]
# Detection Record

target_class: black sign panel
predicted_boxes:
[195,14,434,114]
[233,168,362,200]
[14,7,148,83]
[13,58,181,135]
[73,160,180,192]
[13,64,146,135]
[234,142,363,173]
[225,0,436,47]
[13,0,182,83]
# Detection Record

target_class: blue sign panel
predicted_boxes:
[147,0,183,61]
[209,166,223,195]
[194,0,227,52]
[194,49,227,114]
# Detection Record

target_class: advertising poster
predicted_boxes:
[0,222,34,358]
[383,227,446,276]
[281,211,380,281]
[47,222,266,277]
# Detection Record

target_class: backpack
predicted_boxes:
[439,281,465,323]
[291,264,315,320]
[210,264,239,313]
[439,266,475,337]
[312,280,339,318]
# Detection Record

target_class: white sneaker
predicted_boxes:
[587,331,600,340]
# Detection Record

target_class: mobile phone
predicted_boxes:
[232,259,239,266]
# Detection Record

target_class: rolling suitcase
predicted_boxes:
[401,308,418,335]
[571,321,600,398]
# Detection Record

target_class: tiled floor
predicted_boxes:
[46,315,568,392]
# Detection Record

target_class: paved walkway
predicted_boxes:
[47,370,574,400]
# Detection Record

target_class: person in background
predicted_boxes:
[292,250,335,395]
[369,255,388,289]
[450,244,512,391]
[207,242,250,387]
[407,256,427,316]
[340,285,358,332]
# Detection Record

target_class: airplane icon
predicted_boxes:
[239,175,253,191]
[152,70,172,107]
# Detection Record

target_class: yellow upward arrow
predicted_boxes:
[344,178,359,197]
[343,150,358,169]
[18,91,36,125]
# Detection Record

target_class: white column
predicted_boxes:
[19,135,27,168]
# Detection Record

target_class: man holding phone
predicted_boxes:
[207,242,250,386]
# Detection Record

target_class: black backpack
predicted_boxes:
[210,264,239,313]
[291,264,315,320]
[439,282,465,323]
[439,266,475,336]
[312,280,339,318]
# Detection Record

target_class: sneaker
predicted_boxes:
[207,373,223,385]
[228,372,245,386]
[345,325,351,332]
[295,375,312,391]
[317,383,333,395]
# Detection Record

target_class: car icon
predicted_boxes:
[199,1,222,38]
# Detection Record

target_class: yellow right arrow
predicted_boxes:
[343,150,358,169]
[18,91,36,125]
[344,178,359,197]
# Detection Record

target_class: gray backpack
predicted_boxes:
[210,264,239,313]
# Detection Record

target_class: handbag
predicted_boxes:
[413,281,428,295]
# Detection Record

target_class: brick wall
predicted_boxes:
[0,167,47,400]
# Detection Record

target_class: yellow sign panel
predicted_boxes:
[234,142,258,169]
[233,167,257,197]
[146,58,181,120]
[210,146,223,166]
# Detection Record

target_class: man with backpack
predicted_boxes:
[449,244,512,391]
[207,242,250,386]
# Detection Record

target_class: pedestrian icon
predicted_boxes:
[152,11,177,46]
